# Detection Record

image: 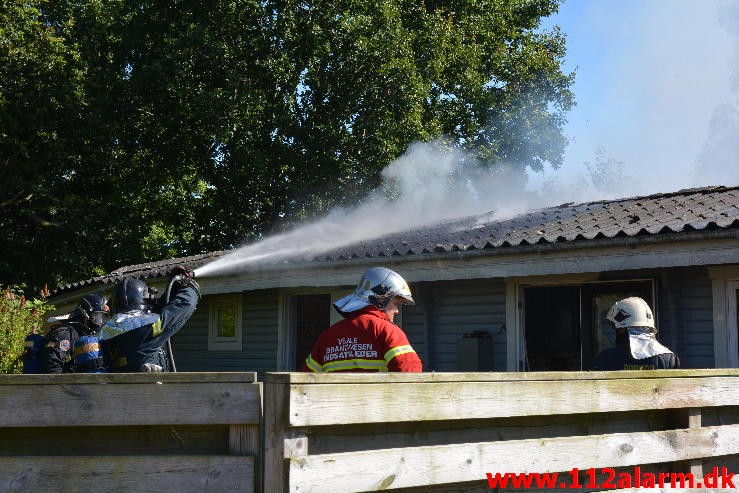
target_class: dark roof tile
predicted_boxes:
[52,185,739,296]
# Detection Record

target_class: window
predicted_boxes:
[519,279,653,371]
[208,295,243,351]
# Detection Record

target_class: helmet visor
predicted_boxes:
[394,293,414,306]
[89,310,111,329]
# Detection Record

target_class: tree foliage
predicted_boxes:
[0,286,53,374]
[0,0,574,293]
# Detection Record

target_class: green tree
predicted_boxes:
[1,0,574,293]
[0,286,53,374]
[0,0,103,290]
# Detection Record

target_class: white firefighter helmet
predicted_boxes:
[334,267,414,316]
[606,297,655,329]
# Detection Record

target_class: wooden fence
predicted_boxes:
[264,369,739,492]
[0,372,262,493]
[3,370,739,492]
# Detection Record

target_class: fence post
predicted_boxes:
[230,424,261,492]
[264,375,290,493]
[687,407,703,482]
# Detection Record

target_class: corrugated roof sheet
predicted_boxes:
[321,185,739,259]
[52,185,739,295]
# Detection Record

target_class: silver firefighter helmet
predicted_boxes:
[606,297,655,329]
[334,267,414,316]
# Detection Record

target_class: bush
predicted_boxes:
[0,285,54,374]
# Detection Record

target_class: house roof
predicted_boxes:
[324,185,739,259]
[51,185,739,297]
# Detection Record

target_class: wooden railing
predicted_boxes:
[0,372,262,492]
[264,370,739,492]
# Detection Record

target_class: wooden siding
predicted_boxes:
[174,289,279,374]
[173,267,717,373]
[350,267,714,373]
[398,298,428,364]
[405,279,507,372]
[656,267,681,359]
[660,267,715,368]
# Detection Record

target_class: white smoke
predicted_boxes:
[195,142,543,277]
[530,0,739,198]
[693,2,739,184]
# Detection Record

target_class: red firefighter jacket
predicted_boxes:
[302,306,422,372]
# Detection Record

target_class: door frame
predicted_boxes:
[708,265,739,368]
[277,287,348,370]
[506,274,656,371]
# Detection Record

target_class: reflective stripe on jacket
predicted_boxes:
[303,306,422,373]
[101,285,199,372]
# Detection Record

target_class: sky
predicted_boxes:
[196,0,739,276]
[531,0,739,196]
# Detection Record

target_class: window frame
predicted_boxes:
[725,280,739,367]
[278,287,348,370]
[208,295,243,351]
[506,274,656,371]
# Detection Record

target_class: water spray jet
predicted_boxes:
[192,141,542,279]
[193,133,692,280]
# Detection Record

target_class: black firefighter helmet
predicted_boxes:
[74,293,111,330]
[112,278,157,313]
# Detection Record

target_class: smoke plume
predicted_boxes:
[195,143,543,277]
[530,0,739,197]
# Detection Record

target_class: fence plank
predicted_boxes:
[266,369,739,384]
[687,408,704,482]
[288,376,739,425]
[229,424,261,455]
[0,455,253,492]
[0,425,229,456]
[287,424,739,492]
[0,381,261,427]
[230,424,262,493]
[0,372,258,385]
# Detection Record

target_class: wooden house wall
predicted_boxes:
[657,266,715,369]
[172,266,717,373]
[174,288,279,375]
[401,278,508,372]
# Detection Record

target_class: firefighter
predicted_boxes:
[41,293,111,373]
[302,267,422,373]
[591,297,680,370]
[21,331,46,374]
[99,267,199,372]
